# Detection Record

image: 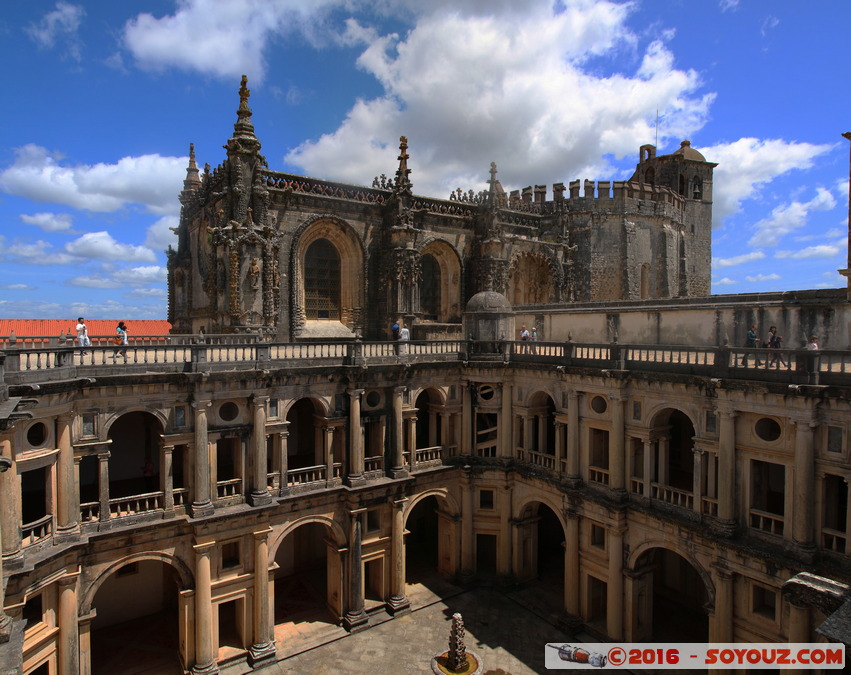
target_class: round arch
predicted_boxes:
[269,514,348,560]
[646,405,698,431]
[408,385,448,408]
[512,494,567,533]
[101,407,168,439]
[419,239,463,323]
[403,487,460,523]
[280,395,330,420]
[628,540,714,605]
[291,216,365,335]
[80,551,194,615]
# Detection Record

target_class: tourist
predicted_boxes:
[807,335,819,350]
[742,324,761,366]
[76,317,90,356]
[768,330,786,368]
[113,321,128,362]
[398,322,410,354]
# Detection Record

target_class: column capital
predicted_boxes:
[393,386,407,395]
[191,399,212,410]
[57,411,75,424]
[97,450,111,460]
[347,388,365,398]
[692,446,707,456]
[252,527,273,542]
[193,541,216,555]
[251,395,270,407]
[711,562,736,580]
[390,496,409,509]
[790,416,818,429]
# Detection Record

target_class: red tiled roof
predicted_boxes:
[0,319,172,337]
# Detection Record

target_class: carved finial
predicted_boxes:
[489,161,498,183]
[239,75,250,107]
[394,135,412,194]
[180,142,201,200]
[231,74,257,141]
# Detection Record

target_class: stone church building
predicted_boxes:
[168,76,715,340]
[1,78,849,675]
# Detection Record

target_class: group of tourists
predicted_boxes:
[742,323,819,367]
[390,320,410,354]
[75,318,129,361]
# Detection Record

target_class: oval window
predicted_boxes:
[219,402,239,422]
[478,385,495,401]
[27,422,47,447]
[755,417,782,442]
[365,391,381,408]
[591,396,608,414]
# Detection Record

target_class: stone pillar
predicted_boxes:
[642,439,653,498]
[162,444,175,514]
[786,600,811,675]
[343,514,369,631]
[406,416,416,473]
[248,528,275,666]
[390,387,407,478]
[606,528,624,640]
[555,422,566,472]
[499,383,513,458]
[657,437,669,485]
[191,542,218,674]
[610,395,626,492]
[57,570,80,675]
[567,391,580,482]
[249,396,271,506]
[792,418,816,549]
[461,383,472,457]
[277,427,290,496]
[348,389,366,485]
[460,467,474,581]
[717,410,737,533]
[0,447,13,643]
[846,478,851,555]
[191,401,214,518]
[523,413,534,451]
[565,512,580,616]
[497,485,512,577]
[712,566,735,642]
[55,413,80,540]
[388,497,410,614]
[97,450,111,524]
[78,612,94,675]
[693,446,706,515]
[323,426,335,486]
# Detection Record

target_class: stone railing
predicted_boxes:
[651,483,694,509]
[109,491,164,518]
[516,447,557,471]
[21,514,52,548]
[750,508,785,536]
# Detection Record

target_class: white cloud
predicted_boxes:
[0,284,35,291]
[745,273,780,282]
[712,277,737,285]
[64,232,156,262]
[776,244,842,260]
[0,144,185,215]
[719,0,739,11]
[112,266,167,285]
[25,2,85,61]
[20,212,74,232]
[703,138,833,228]
[2,239,76,266]
[748,187,837,247]
[129,287,168,298]
[123,0,344,82]
[145,215,179,251]
[287,2,714,197]
[68,265,166,289]
[713,251,766,268]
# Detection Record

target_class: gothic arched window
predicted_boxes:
[304,238,340,319]
[420,254,440,321]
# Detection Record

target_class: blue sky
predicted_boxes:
[1,0,849,319]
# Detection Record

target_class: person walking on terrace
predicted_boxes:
[113,321,128,362]
[76,317,90,356]
[742,324,761,366]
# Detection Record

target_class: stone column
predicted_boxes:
[343,514,369,631]
[609,395,626,492]
[191,542,218,674]
[523,412,534,452]
[248,528,275,666]
[277,427,290,496]
[792,417,816,549]
[347,389,366,485]
[693,446,706,515]
[497,485,512,577]
[191,401,214,518]
[55,413,80,540]
[323,426,335,486]
[555,422,566,472]
[407,416,417,472]
[717,409,737,533]
[57,570,80,675]
[499,383,513,458]
[249,396,271,506]
[606,528,624,640]
[388,497,410,614]
[642,439,653,498]
[712,566,735,642]
[0,448,13,643]
[390,387,407,478]
[565,512,580,616]
[78,612,94,675]
[567,391,580,483]
[461,383,472,457]
[846,478,851,555]
[460,467,474,581]
[162,444,175,515]
[97,450,111,524]
[786,600,811,675]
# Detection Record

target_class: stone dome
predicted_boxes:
[465,291,511,313]
[673,140,706,162]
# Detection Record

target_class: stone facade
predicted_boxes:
[168,78,715,340]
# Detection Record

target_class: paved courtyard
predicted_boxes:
[232,585,583,675]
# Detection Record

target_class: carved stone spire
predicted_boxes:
[487,161,499,208]
[393,136,412,195]
[233,75,256,140]
[180,143,201,205]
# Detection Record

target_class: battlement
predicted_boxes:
[504,179,685,215]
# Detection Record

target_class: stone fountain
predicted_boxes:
[431,613,483,675]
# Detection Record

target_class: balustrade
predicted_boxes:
[589,466,610,485]
[216,479,242,499]
[651,482,694,509]
[822,527,847,553]
[109,491,164,517]
[21,515,52,547]
[750,508,785,536]
[287,464,326,485]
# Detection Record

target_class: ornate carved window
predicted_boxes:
[420,254,440,321]
[304,238,340,319]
